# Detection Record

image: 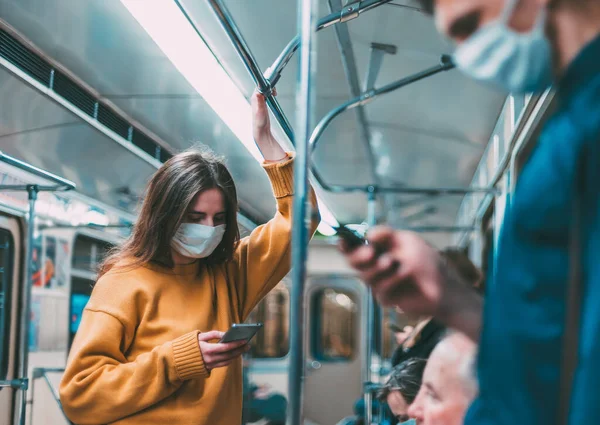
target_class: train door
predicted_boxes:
[304,277,362,425]
[0,214,22,425]
[28,230,116,425]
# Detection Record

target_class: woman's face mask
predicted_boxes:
[453,0,553,93]
[171,223,226,259]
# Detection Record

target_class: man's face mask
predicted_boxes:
[453,0,553,93]
[171,223,226,259]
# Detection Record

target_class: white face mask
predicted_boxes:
[171,223,226,259]
[453,0,553,93]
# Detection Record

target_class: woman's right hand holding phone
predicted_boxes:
[197,331,250,371]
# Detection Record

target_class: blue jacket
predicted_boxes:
[465,34,600,425]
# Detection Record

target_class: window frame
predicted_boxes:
[0,228,15,381]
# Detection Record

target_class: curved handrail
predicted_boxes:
[0,151,76,191]
[309,55,455,152]
[265,0,395,87]
[204,0,493,196]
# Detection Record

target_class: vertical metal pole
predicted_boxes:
[288,0,318,422]
[28,374,35,425]
[326,0,379,184]
[15,185,38,425]
[364,188,377,425]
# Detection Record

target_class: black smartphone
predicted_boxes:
[335,224,367,249]
[387,322,404,333]
[219,323,263,344]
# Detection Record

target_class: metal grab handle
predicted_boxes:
[0,151,76,190]
[29,368,71,425]
[0,379,28,389]
[203,0,477,196]
[265,0,394,86]
[309,55,455,153]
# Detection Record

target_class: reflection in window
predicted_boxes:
[313,289,357,361]
[72,235,113,272]
[247,284,289,358]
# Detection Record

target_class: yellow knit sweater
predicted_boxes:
[60,156,319,425]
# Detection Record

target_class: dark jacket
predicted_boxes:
[391,319,445,367]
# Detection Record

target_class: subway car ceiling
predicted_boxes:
[0,0,508,247]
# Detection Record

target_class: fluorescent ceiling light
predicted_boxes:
[121,0,339,232]
[120,0,261,161]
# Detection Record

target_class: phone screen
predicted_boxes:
[220,323,263,344]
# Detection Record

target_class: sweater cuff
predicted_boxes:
[262,152,294,198]
[172,331,209,380]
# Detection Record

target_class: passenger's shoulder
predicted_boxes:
[94,261,152,291]
[543,86,600,156]
[87,261,154,321]
[565,78,600,139]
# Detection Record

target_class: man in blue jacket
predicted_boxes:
[341,1,600,424]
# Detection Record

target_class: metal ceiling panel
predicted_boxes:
[193,0,506,225]
[0,0,507,240]
[0,66,76,136]
[0,61,277,221]
[0,66,155,208]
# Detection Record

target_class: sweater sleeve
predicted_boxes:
[59,276,208,424]
[231,153,320,320]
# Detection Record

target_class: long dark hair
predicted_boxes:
[99,147,240,276]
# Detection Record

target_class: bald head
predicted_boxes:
[408,332,478,425]
[432,332,478,396]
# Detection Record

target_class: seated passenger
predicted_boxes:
[243,360,287,425]
[390,316,444,368]
[354,249,479,424]
[408,332,477,425]
[377,358,427,424]
[59,92,320,425]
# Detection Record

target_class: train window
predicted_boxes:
[312,289,357,361]
[247,284,289,358]
[72,235,113,272]
[0,229,14,380]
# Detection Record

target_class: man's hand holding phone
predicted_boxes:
[338,225,484,342]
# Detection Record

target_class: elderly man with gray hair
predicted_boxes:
[407,332,477,425]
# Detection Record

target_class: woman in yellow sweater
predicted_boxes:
[59,93,319,425]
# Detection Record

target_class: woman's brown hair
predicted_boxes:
[99,147,240,276]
